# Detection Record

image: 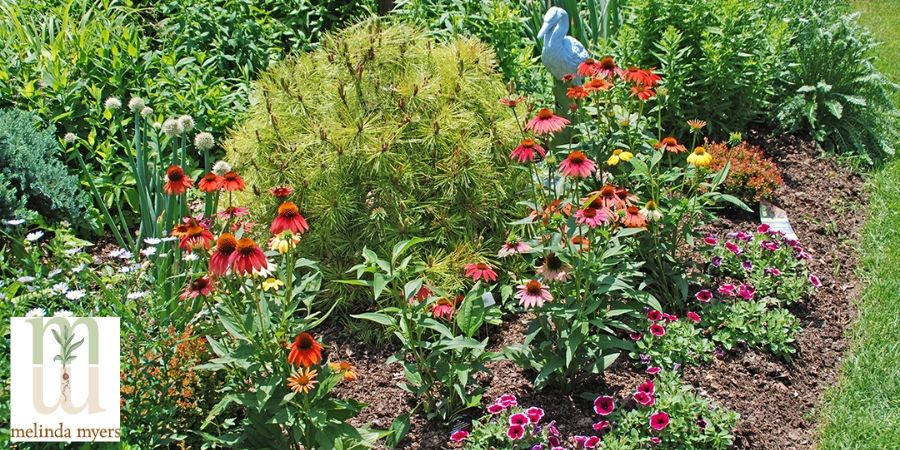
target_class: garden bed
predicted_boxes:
[328,131,866,449]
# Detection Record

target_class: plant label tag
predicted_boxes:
[759,200,798,241]
[482,292,496,307]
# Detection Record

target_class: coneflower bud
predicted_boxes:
[128,97,145,113]
[194,132,215,151]
[63,133,77,144]
[179,115,195,132]
[212,160,232,176]
[141,106,154,118]
[162,118,183,137]
[104,97,122,110]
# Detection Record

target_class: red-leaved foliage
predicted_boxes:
[707,141,783,202]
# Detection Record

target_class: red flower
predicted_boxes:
[687,311,701,323]
[597,56,625,79]
[622,206,647,228]
[163,165,193,195]
[525,108,570,135]
[650,411,670,431]
[593,396,615,416]
[270,201,309,235]
[431,298,457,320]
[647,309,663,321]
[287,332,323,368]
[656,136,686,153]
[638,380,656,395]
[577,58,602,77]
[220,171,246,192]
[630,83,656,100]
[633,391,656,406]
[624,67,662,87]
[270,185,294,198]
[510,139,546,163]
[228,237,267,275]
[198,172,223,193]
[649,323,666,337]
[179,222,213,252]
[209,233,237,275]
[464,263,498,283]
[180,275,214,300]
[566,85,589,100]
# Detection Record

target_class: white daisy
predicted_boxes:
[17,276,35,283]
[183,253,200,262]
[107,248,124,258]
[65,247,83,256]
[53,310,74,318]
[72,264,86,273]
[5,219,25,226]
[25,231,44,242]
[144,237,162,245]
[25,308,46,318]
[52,282,69,293]
[160,236,178,242]
[66,290,86,301]
[117,250,134,259]
[252,261,278,278]
[47,268,62,278]
[127,291,148,300]
[141,247,157,257]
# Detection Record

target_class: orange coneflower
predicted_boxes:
[584,78,612,93]
[197,173,223,193]
[566,85,589,100]
[287,367,318,394]
[624,67,661,87]
[163,165,193,195]
[179,222,213,252]
[499,95,524,108]
[622,206,647,228]
[525,108,570,135]
[595,185,623,210]
[630,83,655,101]
[328,361,359,382]
[220,171,245,192]
[228,237,267,275]
[171,220,192,239]
[656,136,687,153]
[687,119,707,131]
[209,233,237,275]
[269,186,294,198]
[288,332,323,368]
[270,201,309,235]
[571,235,591,253]
[180,275,214,300]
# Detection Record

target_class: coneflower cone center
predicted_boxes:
[525,280,543,295]
[568,152,586,164]
[216,235,237,253]
[278,202,300,218]
[236,238,257,255]
[537,109,554,119]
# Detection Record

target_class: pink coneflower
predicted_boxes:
[507,425,525,440]
[526,407,544,424]
[198,173,223,193]
[633,391,655,406]
[696,289,713,302]
[179,223,214,252]
[271,201,309,235]
[163,165,193,195]
[498,394,518,408]
[487,403,505,414]
[646,366,661,375]
[718,283,737,296]
[499,95,524,108]
[577,58,602,77]
[567,85,589,100]
[559,151,596,178]
[229,237,268,276]
[615,188,638,207]
[594,396,615,416]
[809,274,822,287]
[449,430,469,442]
[498,241,532,257]
[655,137,686,153]
[509,413,529,427]
[516,279,553,308]
[220,171,246,192]
[593,185,623,210]
[465,263,497,283]
[270,185,294,198]
[647,310,663,322]
[536,253,571,282]
[209,233,236,275]
[649,323,666,337]
[180,276,214,300]
[575,207,612,228]
[649,412,670,431]
[687,311,701,323]
[431,298,456,320]
[510,139,546,163]
[526,108,570,135]
[738,283,756,300]
[725,241,742,255]
[622,206,647,228]
[598,56,624,79]
[592,420,610,432]
[218,206,249,220]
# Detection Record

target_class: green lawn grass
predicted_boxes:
[818,3,900,447]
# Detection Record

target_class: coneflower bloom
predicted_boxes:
[536,253,571,282]
[229,237,268,275]
[577,58,602,77]
[515,279,553,309]
[640,200,663,222]
[465,263,498,283]
[615,188,639,207]
[593,185,623,210]
[287,367,318,394]
[328,361,359,382]
[624,67,661,87]
[687,146,713,167]
[656,136,687,153]
[584,78,612,93]
[431,298,456,320]
[171,221,192,239]
[268,231,301,254]
[220,171,246,192]
[498,241,533,257]
[197,173,223,192]
[526,108,570,135]
[630,84,655,100]
[179,223,214,252]
[607,149,634,166]
[163,165,193,195]
[622,206,647,228]
[288,332,323,368]
[499,95,524,108]
[559,151,596,178]
[270,185,294,198]
[510,139,546,163]
[566,85,589,100]
[180,275,214,300]
[271,201,309,235]
[687,119,707,131]
[571,235,591,253]
[209,233,237,275]
[575,207,612,228]
[218,206,249,220]
[597,56,625,79]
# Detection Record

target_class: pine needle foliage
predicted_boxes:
[225,19,525,308]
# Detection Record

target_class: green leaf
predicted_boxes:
[391,237,428,265]
[385,413,411,447]
[350,312,395,327]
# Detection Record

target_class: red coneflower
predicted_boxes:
[624,67,661,87]
[584,78,612,93]
[464,263,498,283]
[270,201,309,235]
[597,56,625,79]
[577,58,602,77]
[228,237,267,275]
[510,139,546,163]
[209,233,237,275]
[220,171,246,192]
[197,172,223,193]
[559,151,596,178]
[180,275,214,300]
[615,187,638,207]
[622,206,647,228]
[431,297,457,320]
[655,136,687,153]
[630,83,656,101]
[217,206,249,220]
[269,185,294,198]
[566,85,589,100]
[163,165,193,195]
[525,108,570,135]
[288,332,323,368]
[179,223,214,252]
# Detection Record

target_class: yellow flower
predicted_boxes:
[328,361,359,382]
[606,149,634,166]
[287,367,318,394]
[686,146,713,167]
[268,231,301,254]
[262,277,284,291]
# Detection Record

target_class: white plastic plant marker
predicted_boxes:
[760,200,798,241]
[482,292,496,308]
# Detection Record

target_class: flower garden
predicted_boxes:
[0,0,897,448]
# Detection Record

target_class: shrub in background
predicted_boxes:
[707,141,782,204]
[0,109,87,223]
[225,19,525,306]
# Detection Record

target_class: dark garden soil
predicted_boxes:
[327,130,866,449]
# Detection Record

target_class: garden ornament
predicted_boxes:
[537,6,589,80]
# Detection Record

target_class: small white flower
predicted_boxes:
[160,236,178,242]
[212,160,232,176]
[144,237,161,245]
[53,310,74,318]
[252,261,277,278]
[17,276,35,283]
[179,114,195,132]
[25,231,44,242]
[118,266,133,273]
[128,97,146,113]
[65,247,83,256]
[117,250,134,259]
[183,253,200,262]
[127,291,148,300]
[104,97,122,110]
[52,282,69,293]
[141,106,154,118]
[141,247,157,257]
[72,264,86,273]
[107,248,124,258]
[5,219,25,226]
[64,133,77,144]
[162,118,183,137]
[48,269,62,278]
[194,132,215,151]
[66,290,86,301]
[25,308,46,318]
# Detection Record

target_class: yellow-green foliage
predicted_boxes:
[225,19,525,305]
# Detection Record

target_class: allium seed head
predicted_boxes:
[104,97,122,110]
[63,133,77,144]
[162,118,183,137]
[194,132,215,151]
[141,106,154,118]
[179,114,195,132]
[128,97,145,113]
[212,160,232,176]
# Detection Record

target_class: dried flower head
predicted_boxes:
[128,97,146,113]
[104,97,122,110]
[194,132,215,151]
[162,118,184,137]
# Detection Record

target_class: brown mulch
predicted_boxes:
[329,131,866,449]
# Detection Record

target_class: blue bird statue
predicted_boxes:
[538,7,589,81]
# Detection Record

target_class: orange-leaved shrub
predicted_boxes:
[707,141,782,203]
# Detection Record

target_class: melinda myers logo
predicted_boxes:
[10,317,120,442]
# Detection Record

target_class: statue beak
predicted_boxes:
[537,21,549,40]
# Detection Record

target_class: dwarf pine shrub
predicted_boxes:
[226,19,525,309]
[0,109,87,223]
